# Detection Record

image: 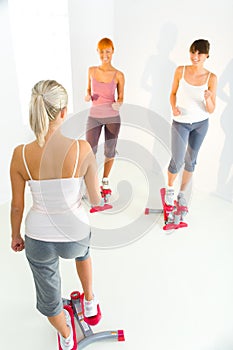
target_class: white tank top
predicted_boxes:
[173,66,211,124]
[23,143,90,242]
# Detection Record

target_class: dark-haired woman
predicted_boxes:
[165,39,217,207]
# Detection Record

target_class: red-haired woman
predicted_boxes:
[85,37,125,193]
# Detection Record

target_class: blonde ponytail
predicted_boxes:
[29,80,68,147]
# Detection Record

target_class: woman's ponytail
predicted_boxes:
[29,80,68,147]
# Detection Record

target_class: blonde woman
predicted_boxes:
[10,80,102,349]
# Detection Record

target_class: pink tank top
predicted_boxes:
[90,68,119,118]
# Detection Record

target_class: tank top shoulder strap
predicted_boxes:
[72,140,80,178]
[22,144,33,180]
[206,72,211,85]
[182,66,185,79]
[93,66,98,79]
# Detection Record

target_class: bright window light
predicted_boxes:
[8,0,73,124]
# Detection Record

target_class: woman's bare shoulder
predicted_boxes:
[88,66,97,75]
[78,139,92,153]
[12,144,24,159]
[116,69,124,78]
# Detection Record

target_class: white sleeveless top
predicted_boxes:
[23,143,90,242]
[173,66,211,124]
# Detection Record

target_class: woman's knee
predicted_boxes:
[184,160,196,172]
[168,158,184,174]
[37,297,63,317]
[104,139,118,158]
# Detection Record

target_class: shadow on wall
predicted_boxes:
[215,58,233,202]
[141,22,177,119]
[141,22,178,168]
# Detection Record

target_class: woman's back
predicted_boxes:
[22,134,82,180]
[23,137,90,242]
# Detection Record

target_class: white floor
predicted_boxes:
[1,178,233,350]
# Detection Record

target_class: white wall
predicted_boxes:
[0,0,24,204]
[68,0,233,201]
[8,0,73,123]
[118,0,233,201]
[1,0,233,204]
[0,0,73,204]
[68,0,115,113]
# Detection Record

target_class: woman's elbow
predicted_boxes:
[11,202,24,215]
[208,104,216,114]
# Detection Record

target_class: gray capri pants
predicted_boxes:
[25,234,90,317]
[168,119,209,174]
[86,115,120,158]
